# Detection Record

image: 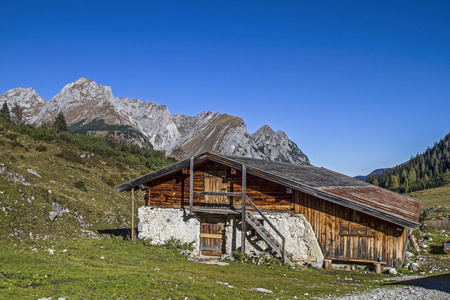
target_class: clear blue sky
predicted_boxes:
[1,1,449,176]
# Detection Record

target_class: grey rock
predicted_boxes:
[51,202,63,216]
[252,288,273,294]
[410,263,420,272]
[389,268,397,275]
[405,251,414,258]
[49,211,57,222]
[27,168,41,177]
[309,260,324,269]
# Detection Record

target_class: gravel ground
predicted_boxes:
[323,275,450,300]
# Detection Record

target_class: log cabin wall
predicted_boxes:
[293,190,408,267]
[146,161,292,211]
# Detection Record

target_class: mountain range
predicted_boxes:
[0,77,310,165]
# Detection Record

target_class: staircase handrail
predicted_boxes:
[244,195,286,264]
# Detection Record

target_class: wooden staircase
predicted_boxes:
[245,213,294,265]
[242,195,294,266]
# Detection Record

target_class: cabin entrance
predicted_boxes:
[204,169,228,208]
[200,216,226,256]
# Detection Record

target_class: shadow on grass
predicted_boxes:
[429,245,445,254]
[387,273,450,293]
[98,228,137,240]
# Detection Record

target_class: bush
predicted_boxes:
[233,250,251,263]
[74,180,87,192]
[6,132,17,140]
[58,131,72,142]
[9,122,176,171]
[163,237,194,251]
[10,141,24,148]
[35,145,48,152]
[56,149,83,164]
[102,175,115,187]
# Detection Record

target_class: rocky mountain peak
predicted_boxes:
[0,87,46,105]
[0,78,311,165]
[57,77,113,102]
[0,87,46,123]
[34,78,116,125]
[253,125,275,139]
[251,125,310,165]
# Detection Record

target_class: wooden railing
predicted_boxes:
[244,195,286,264]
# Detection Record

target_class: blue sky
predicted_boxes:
[1,0,449,176]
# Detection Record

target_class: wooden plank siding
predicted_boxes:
[293,190,408,267]
[147,161,293,211]
[143,160,408,267]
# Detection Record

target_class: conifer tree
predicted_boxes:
[390,175,399,190]
[0,102,11,123]
[404,179,409,193]
[11,104,24,125]
[409,169,417,182]
[53,112,68,133]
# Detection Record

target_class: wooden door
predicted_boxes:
[204,170,227,207]
[200,217,225,256]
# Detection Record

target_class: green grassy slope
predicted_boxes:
[407,184,450,231]
[0,238,395,300]
[0,122,151,240]
[407,183,450,208]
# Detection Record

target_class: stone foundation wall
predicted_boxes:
[138,207,323,264]
[138,207,202,256]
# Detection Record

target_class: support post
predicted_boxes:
[131,187,135,241]
[373,262,382,273]
[241,164,246,253]
[189,156,194,215]
[324,259,332,270]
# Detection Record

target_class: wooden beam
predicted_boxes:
[402,228,412,263]
[193,191,242,197]
[201,251,222,256]
[200,233,223,239]
[328,257,387,264]
[131,187,135,241]
[241,164,246,253]
[189,156,194,215]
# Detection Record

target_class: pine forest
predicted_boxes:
[366,132,450,193]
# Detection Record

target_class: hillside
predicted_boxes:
[366,132,450,193]
[0,119,174,240]
[407,183,450,229]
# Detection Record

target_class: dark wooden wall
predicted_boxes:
[146,161,292,210]
[144,160,408,267]
[293,190,408,267]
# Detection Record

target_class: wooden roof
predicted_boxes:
[116,152,420,229]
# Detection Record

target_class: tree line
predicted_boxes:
[0,101,176,170]
[366,132,450,193]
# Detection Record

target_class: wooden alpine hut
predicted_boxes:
[116,152,420,268]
